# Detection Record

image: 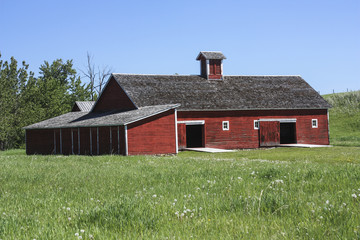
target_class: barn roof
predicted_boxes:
[24,104,179,129]
[196,51,226,60]
[112,74,331,110]
[72,101,95,112]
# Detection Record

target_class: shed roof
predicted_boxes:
[196,51,227,60]
[72,101,95,112]
[24,104,179,129]
[112,74,331,110]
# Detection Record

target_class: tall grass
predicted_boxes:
[1,148,360,239]
[323,90,360,146]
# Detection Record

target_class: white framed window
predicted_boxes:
[312,119,318,128]
[222,121,229,131]
[254,120,259,130]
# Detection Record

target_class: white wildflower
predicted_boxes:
[343,203,347,206]
[352,193,357,198]
[90,198,94,201]
[80,229,85,233]
[78,236,82,240]
[180,213,184,217]
[68,217,71,221]
[326,200,329,204]
[237,177,242,180]
[274,179,284,184]
[199,207,202,210]
[75,233,79,237]
[89,234,94,239]
[251,171,255,175]
[172,202,175,206]
[175,211,179,215]
[66,207,70,211]
[152,194,157,198]
[174,199,177,202]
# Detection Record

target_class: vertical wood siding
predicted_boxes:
[127,110,176,155]
[26,129,54,154]
[177,109,329,149]
[92,77,136,112]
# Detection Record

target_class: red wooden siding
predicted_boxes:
[92,77,137,112]
[80,128,90,155]
[26,129,54,154]
[209,59,222,79]
[127,109,176,155]
[177,123,186,149]
[260,121,280,146]
[177,109,329,149]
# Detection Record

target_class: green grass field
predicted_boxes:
[324,90,360,147]
[1,90,359,239]
[1,147,360,239]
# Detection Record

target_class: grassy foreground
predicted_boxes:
[1,147,360,239]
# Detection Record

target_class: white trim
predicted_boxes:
[254,120,259,130]
[259,118,297,123]
[97,127,99,155]
[312,119,318,128]
[327,110,330,143]
[175,109,178,154]
[221,61,223,76]
[222,121,229,131]
[124,125,128,156]
[206,60,210,79]
[177,120,205,125]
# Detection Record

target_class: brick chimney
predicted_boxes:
[196,51,226,80]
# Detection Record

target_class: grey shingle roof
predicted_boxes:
[24,104,179,129]
[72,101,95,112]
[196,51,227,60]
[112,74,331,110]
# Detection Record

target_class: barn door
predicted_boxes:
[259,121,280,147]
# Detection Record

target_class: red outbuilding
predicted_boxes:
[24,51,331,155]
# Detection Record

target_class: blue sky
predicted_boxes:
[1,0,359,94]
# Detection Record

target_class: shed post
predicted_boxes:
[60,128,62,154]
[109,127,112,154]
[97,127,99,155]
[90,128,92,155]
[117,126,120,154]
[71,129,74,154]
[78,128,80,155]
[53,130,56,154]
[124,125,128,156]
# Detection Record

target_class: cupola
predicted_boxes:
[196,51,226,80]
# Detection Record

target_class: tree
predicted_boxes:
[81,52,112,100]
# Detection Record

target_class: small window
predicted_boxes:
[254,120,259,130]
[222,121,229,131]
[312,119,318,128]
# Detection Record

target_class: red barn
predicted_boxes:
[24,51,331,155]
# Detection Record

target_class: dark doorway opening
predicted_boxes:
[280,123,296,144]
[186,125,203,148]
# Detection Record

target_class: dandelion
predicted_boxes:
[352,193,357,198]
[75,233,79,237]
[152,194,157,198]
[80,229,85,233]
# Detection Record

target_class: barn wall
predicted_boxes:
[92,77,136,112]
[26,129,54,154]
[177,109,329,149]
[127,109,176,155]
